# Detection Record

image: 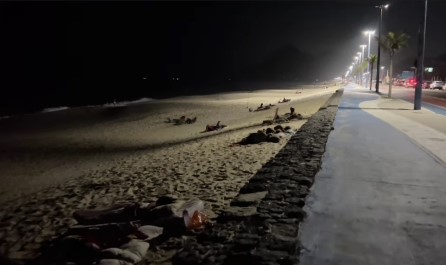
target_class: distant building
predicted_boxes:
[424,56,446,81]
[401,70,415,80]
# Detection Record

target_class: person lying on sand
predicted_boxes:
[254,103,277,112]
[278,98,291,103]
[186,117,197,124]
[204,121,227,132]
[165,116,186,124]
[166,116,197,125]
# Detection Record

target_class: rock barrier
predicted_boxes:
[173,89,343,265]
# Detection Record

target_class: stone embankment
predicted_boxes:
[173,89,343,265]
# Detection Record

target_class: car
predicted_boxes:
[393,79,404,86]
[422,81,432,89]
[430,81,444,90]
[404,78,417,88]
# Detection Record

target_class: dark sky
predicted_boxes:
[0,0,445,115]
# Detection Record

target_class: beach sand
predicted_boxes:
[0,85,339,260]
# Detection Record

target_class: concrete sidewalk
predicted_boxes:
[299,84,446,265]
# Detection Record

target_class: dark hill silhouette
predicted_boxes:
[242,45,316,81]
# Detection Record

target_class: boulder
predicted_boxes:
[241,131,267,145]
[231,191,268,207]
[267,135,280,143]
[218,206,258,221]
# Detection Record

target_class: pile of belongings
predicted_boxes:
[165,116,197,125]
[36,196,209,265]
[239,125,295,145]
[262,107,303,125]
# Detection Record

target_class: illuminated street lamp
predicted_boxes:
[353,57,359,84]
[363,30,375,58]
[359,46,366,87]
[360,45,367,63]
[363,31,375,90]
[375,3,389,93]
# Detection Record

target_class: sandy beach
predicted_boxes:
[0,84,339,261]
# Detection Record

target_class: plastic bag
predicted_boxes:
[182,199,208,231]
[184,211,208,231]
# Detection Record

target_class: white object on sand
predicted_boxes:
[180,199,204,228]
[137,225,164,241]
[98,259,133,265]
[102,239,150,264]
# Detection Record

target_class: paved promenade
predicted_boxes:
[299,84,446,265]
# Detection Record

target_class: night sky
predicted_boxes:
[1,1,445,116]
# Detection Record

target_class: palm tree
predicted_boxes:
[359,60,368,86]
[367,54,377,90]
[378,32,409,98]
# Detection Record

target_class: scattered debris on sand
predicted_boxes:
[203,121,227,132]
[34,196,210,265]
[165,116,197,125]
[239,125,295,145]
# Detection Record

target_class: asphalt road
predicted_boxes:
[379,85,446,116]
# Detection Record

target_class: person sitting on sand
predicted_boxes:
[256,103,264,111]
[186,117,197,124]
[174,116,186,125]
[290,107,295,115]
[205,121,227,132]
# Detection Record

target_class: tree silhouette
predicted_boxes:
[378,32,409,98]
[367,54,377,90]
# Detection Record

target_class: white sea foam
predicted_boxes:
[41,106,70,113]
[103,97,154,107]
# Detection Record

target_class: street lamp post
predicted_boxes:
[414,0,428,110]
[360,45,367,87]
[364,31,375,90]
[364,31,375,58]
[357,52,363,85]
[360,45,367,63]
[375,4,389,93]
